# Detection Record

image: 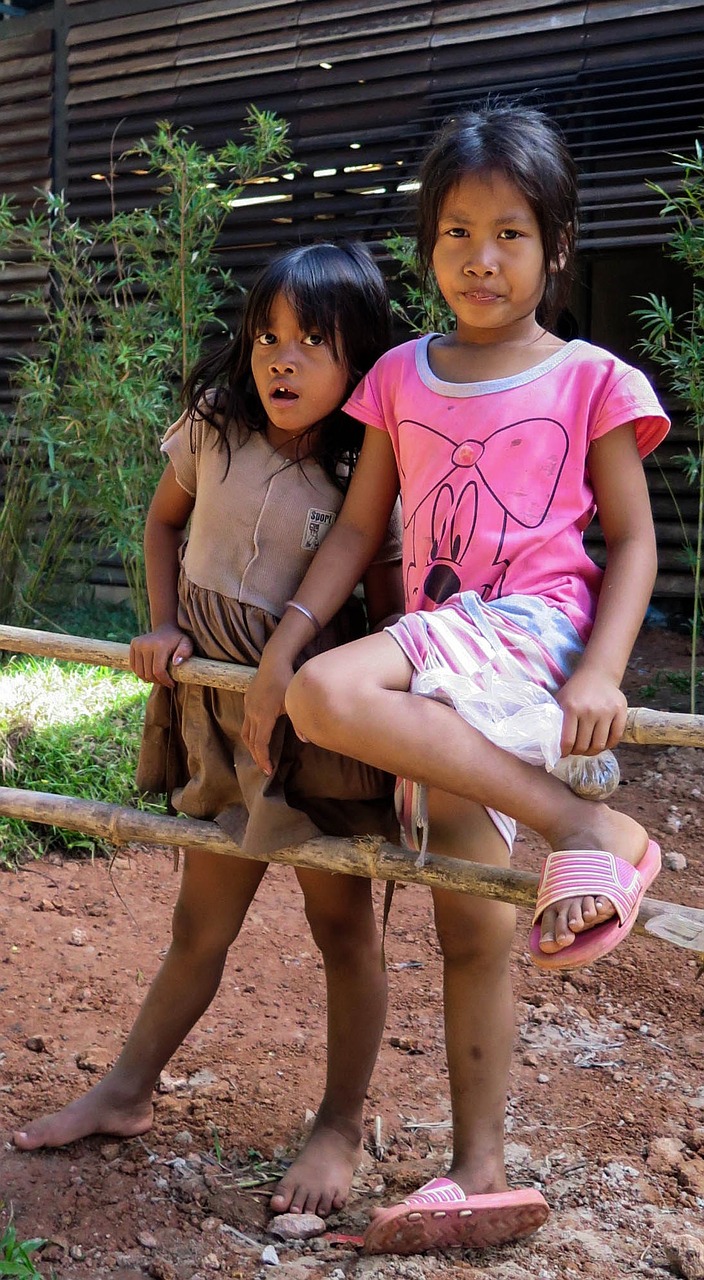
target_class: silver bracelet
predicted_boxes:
[284,599,322,636]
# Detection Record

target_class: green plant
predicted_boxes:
[44,597,138,644]
[385,232,453,335]
[0,107,296,632]
[634,136,704,712]
[0,654,154,865]
[211,1124,225,1163]
[638,667,704,702]
[0,1216,46,1279]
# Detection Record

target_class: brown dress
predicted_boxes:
[136,412,402,855]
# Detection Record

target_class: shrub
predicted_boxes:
[635,136,704,711]
[0,108,295,631]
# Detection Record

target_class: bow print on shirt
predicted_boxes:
[399,417,569,606]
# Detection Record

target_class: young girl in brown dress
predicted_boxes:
[14,242,402,1219]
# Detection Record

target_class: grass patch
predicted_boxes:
[639,668,704,705]
[0,1214,47,1279]
[0,653,159,867]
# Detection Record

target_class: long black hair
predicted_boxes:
[182,241,391,491]
[415,101,579,328]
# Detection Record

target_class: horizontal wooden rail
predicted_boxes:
[1,786,702,954]
[0,623,254,693]
[2,624,704,746]
[1,625,703,958]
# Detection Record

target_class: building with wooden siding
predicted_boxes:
[1,0,703,601]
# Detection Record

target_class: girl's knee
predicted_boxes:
[287,653,362,742]
[286,656,337,736]
[435,900,516,965]
[303,898,377,961]
[171,896,240,959]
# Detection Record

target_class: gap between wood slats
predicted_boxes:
[0,52,52,87]
[64,10,679,95]
[65,0,297,15]
[64,33,701,113]
[63,0,704,62]
[0,102,52,127]
[0,126,52,152]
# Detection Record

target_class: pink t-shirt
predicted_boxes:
[345,336,670,642]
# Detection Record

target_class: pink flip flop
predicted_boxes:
[529,839,662,971]
[362,1176,549,1255]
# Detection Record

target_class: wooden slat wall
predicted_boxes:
[1,0,703,602]
[0,23,52,409]
[59,2,704,259]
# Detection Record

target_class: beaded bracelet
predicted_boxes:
[284,599,322,636]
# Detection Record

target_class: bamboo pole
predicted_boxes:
[0,624,254,693]
[2,623,704,746]
[1,786,703,950]
[2,626,703,954]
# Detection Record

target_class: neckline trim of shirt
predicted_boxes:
[415,334,584,397]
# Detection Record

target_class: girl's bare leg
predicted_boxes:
[426,794,515,1195]
[286,634,649,956]
[270,868,387,1216]
[12,849,267,1150]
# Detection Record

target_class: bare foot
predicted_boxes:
[12,1080,153,1151]
[538,808,650,955]
[269,1121,363,1218]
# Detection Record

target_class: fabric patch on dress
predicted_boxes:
[302,507,336,551]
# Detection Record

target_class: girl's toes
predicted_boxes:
[570,896,595,932]
[593,895,615,923]
[566,902,586,934]
[568,894,616,934]
[553,901,579,948]
[539,907,562,953]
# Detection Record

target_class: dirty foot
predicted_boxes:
[538,808,650,955]
[12,1080,153,1151]
[269,1121,363,1217]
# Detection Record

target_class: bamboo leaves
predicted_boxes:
[0,109,295,632]
[635,138,704,712]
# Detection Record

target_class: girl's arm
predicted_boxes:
[129,461,196,687]
[243,426,400,772]
[556,422,658,756]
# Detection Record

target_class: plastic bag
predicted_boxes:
[549,749,620,799]
[412,660,620,800]
[413,662,563,769]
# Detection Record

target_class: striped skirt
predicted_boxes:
[385,592,586,861]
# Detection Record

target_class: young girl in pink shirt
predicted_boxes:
[244,104,669,1253]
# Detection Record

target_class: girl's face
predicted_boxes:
[250,292,348,454]
[432,170,548,343]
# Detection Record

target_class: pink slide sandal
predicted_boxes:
[362,1176,549,1255]
[529,840,661,971]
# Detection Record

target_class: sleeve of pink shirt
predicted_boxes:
[345,347,397,434]
[587,363,670,459]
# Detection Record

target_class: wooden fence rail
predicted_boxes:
[1,785,703,952]
[3,624,704,746]
[1,624,703,958]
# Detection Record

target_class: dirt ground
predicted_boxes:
[1,625,703,1280]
